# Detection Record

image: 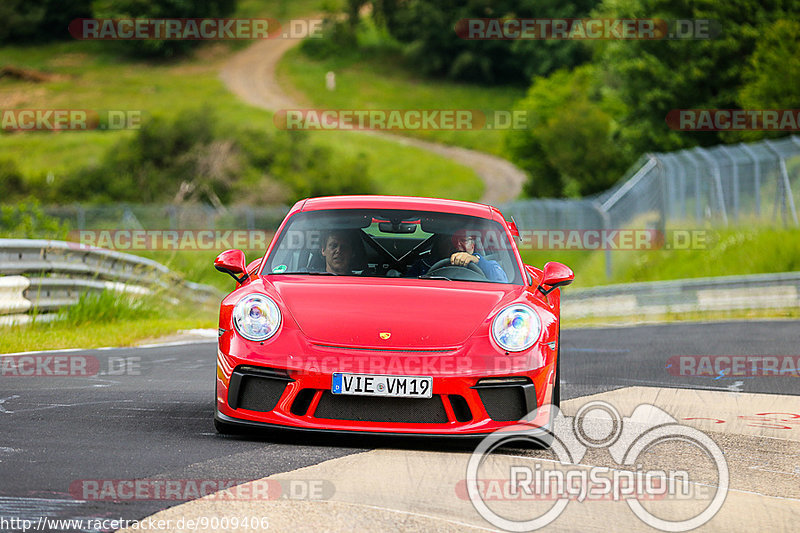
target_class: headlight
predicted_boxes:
[232,294,281,341]
[492,304,541,352]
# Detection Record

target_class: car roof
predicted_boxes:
[296,195,503,221]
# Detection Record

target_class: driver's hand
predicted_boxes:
[450,252,478,267]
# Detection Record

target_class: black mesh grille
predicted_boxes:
[477,386,527,422]
[314,392,448,423]
[235,375,288,412]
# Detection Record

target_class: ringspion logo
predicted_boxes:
[466,401,728,531]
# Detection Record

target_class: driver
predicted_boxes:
[407,230,508,282]
[320,230,359,274]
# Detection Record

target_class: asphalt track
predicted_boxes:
[1,320,798,532]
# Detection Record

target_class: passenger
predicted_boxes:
[407,230,507,282]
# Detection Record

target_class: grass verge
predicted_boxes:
[0,289,216,353]
[563,307,800,329]
[0,317,216,354]
[278,45,525,157]
[520,225,800,289]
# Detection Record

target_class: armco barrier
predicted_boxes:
[562,272,800,319]
[0,239,223,325]
[0,275,31,314]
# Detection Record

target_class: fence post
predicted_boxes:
[738,142,761,218]
[719,145,739,222]
[765,140,799,226]
[664,153,688,220]
[652,154,667,235]
[592,201,613,280]
[76,205,85,231]
[661,154,676,219]
[694,147,728,226]
[681,151,704,222]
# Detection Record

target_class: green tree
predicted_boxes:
[593,0,800,154]
[506,66,633,197]
[0,0,92,43]
[92,0,237,58]
[385,0,598,84]
[739,19,800,109]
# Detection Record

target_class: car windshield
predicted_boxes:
[264,209,522,284]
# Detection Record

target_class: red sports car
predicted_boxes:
[213,195,573,441]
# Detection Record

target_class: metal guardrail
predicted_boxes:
[562,271,800,319]
[0,239,223,325]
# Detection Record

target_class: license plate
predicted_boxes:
[331,373,432,398]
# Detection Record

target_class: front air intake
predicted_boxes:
[473,377,536,422]
[228,366,293,412]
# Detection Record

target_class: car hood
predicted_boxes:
[269,277,520,349]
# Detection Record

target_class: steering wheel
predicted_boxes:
[426,257,487,279]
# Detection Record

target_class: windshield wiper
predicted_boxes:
[418,274,452,281]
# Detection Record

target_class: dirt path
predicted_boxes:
[219,37,527,205]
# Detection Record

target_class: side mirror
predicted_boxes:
[214,249,248,283]
[539,261,574,296]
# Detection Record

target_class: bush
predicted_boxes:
[0,159,29,202]
[0,201,70,239]
[56,108,376,205]
[300,17,358,59]
[58,108,222,203]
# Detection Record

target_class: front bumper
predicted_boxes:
[215,335,557,436]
